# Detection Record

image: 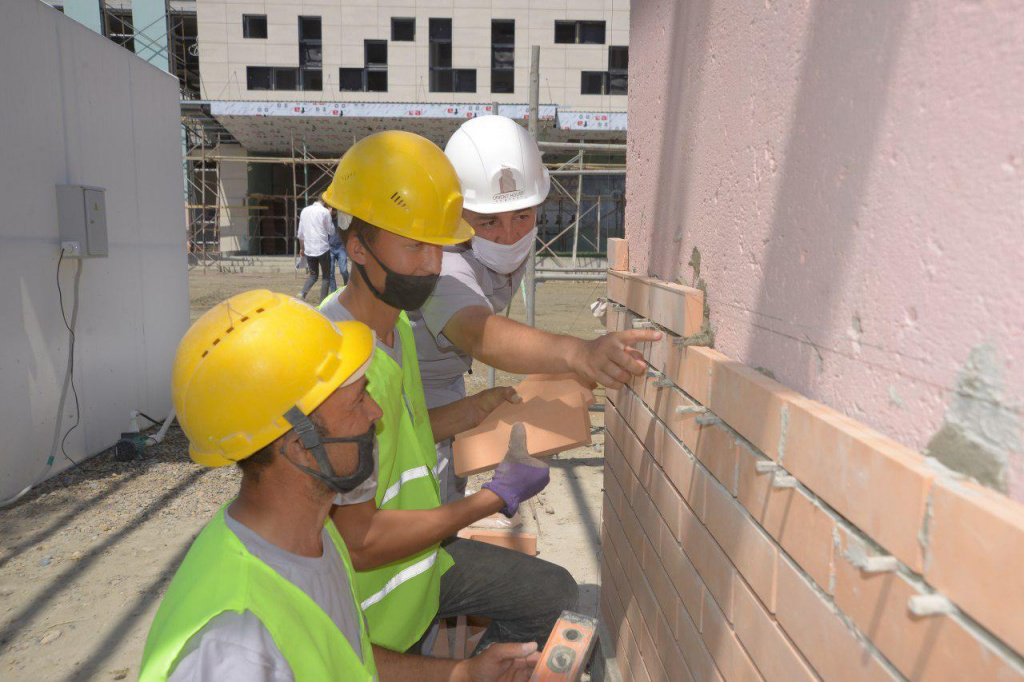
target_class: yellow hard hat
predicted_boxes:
[171,290,375,467]
[322,130,475,246]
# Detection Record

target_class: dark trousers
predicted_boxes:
[300,252,331,302]
[415,538,579,655]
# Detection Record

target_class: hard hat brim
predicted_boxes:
[462,195,548,216]
[323,188,475,246]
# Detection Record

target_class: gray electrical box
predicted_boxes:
[56,185,108,257]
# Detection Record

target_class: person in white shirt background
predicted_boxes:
[297,197,336,303]
[410,116,662,503]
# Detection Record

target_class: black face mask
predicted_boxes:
[283,407,376,494]
[354,233,439,311]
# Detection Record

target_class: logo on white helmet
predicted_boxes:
[493,166,524,203]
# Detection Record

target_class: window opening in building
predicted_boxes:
[392,17,415,42]
[429,18,476,93]
[302,69,323,91]
[275,67,298,91]
[491,19,514,94]
[607,45,628,94]
[243,14,267,39]
[106,10,135,51]
[554,20,576,44]
[297,16,323,90]
[247,66,274,90]
[579,21,605,44]
[339,68,364,92]
[365,39,387,66]
[339,39,389,92]
[580,70,606,95]
[555,20,606,45]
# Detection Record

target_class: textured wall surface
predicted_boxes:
[0,0,188,500]
[625,0,1024,499]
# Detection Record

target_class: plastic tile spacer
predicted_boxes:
[908,595,954,617]
[608,302,627,312]
[631,318,656,329]
[755,461,781,474]
[858,555,900,574]
[653,376,674,388]
[675,405,708,416]
[695,413,719,426]
[772,473,797,488]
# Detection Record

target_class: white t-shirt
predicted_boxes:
[297,203,335,257]
[318,293,405,507]
[167,512,364,682]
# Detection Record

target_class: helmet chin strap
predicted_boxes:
[282,407,373,494]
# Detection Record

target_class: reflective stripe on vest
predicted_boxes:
[381,465,433,506]
[354,312,454,651]
[360,549,439,610]
[139,507,377,682]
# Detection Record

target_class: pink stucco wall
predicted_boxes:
[626,0,1024,500]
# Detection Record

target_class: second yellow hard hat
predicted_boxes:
[323,130,474,246]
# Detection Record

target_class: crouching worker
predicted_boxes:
[139,291,540,681]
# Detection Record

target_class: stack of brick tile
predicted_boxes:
[599,251,1024,681]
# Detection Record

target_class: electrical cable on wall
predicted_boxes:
[0,247,83,508]
[56,247,83,471]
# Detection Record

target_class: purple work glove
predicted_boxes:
[482,423,550,518]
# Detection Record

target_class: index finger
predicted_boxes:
[615,329,662,345]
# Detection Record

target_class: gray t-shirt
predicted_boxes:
[319,292,403,506]
[168,512,363,681]
[409,246,524,405]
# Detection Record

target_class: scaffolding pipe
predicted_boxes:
[535,274,608,282]
[548,169,626,176]
[537,141,627,153]
[525,45,539,328]
[571,152,583,267]
[535,267,607,273]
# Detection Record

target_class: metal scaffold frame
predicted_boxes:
[180,45,625,279]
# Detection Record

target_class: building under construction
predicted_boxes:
[54,0,629,263]
[4,1,1024,680]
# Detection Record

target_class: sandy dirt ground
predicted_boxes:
[0,269,609,681]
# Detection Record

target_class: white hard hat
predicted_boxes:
[444,115,551,214]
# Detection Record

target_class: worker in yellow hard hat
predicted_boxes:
[139,291,541,681]
[319,131,578,656]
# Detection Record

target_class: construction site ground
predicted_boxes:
[0,269,609,681]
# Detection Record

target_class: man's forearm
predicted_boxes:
[429,398,479,442]
[447,308,584,376]
[334,490,504,570]
[374,645,461,681]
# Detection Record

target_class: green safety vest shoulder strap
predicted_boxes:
[139,507,376,681]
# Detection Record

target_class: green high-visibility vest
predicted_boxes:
[355,311,454,651]
[139,507,377,681]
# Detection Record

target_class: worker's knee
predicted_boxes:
[534,561,579,616]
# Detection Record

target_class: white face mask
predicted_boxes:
[471,227,537,274]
